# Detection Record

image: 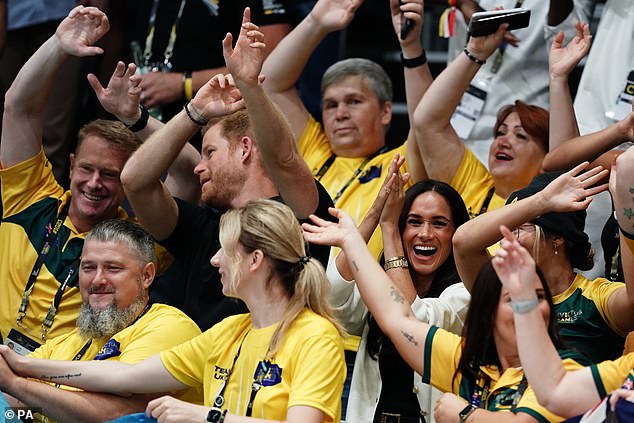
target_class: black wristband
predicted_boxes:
[126,105,149,132]
[619,224,634,240]
[463,48,486,65]
[184,101,209,126]
[401,51,427,68]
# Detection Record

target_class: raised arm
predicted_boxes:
[492,226,599,417]
[224,8,318,218]
[453,163,609,291]
[120,73,245,241]
[136,21,289,112]
[412,24,506,184]
[90,61,201,204]
[543,104,634,171]
[547,23,591,153]
[261,0,363,139]
[303,209,430,376]
[334,155,408,279]
[391,0,432,182]
[1,6,108,168]
[608,147,634,333]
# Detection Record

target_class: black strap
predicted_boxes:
[17,202,74,340]
[477,187,496,216]
[314,146,388,204]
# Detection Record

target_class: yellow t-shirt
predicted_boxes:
[29,303,203,422]
[297,116,410,260]
[0,150,172,349]
[451,148,506,219]
[160,309,345,421]
[592,352,634,397]
[0,151,125,345]
[422,326,586,422]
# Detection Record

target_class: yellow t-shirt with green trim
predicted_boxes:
[421,326,587,423]
[0,151,127,345]
[553,274,625,362]
[451,148,506,218]
[297,116,410,260]
[160,309,345,421]
[591,352,634,398]
[0,150,172,347]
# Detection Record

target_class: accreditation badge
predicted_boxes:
[4,329,41,356]
[606,69,634,122]
[451,83,489,140]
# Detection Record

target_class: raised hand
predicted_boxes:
[390,0,423,48]
[55,6,109,56]
[223,8,266,87]
[303,208,363,250]
[379,154,409,228]
[465,23,508,61]
[88,61,142,122]
[492,225,539,300]
[191,73,245,119]
[308,0,364,33]
[549,22,591,79]
[539,162,609,213]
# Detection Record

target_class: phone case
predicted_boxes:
[468,8,531,37]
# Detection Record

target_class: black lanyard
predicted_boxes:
[315,146,388,204]
[16,203,78,341]
[213,329,271,417]
[470,370,528,413]
[143,0,187,70]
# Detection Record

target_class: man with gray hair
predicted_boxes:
[263,0,433,260]
[0,219,201,422]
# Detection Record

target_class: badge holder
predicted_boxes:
[4,328,41,356]
[606,69,634,122]
[451,77,490,140]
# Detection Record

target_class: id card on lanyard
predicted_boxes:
[606,69,634,122]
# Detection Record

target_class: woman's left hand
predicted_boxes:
[145,395,209,423]
[434,392,468,423]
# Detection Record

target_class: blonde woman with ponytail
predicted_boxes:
[0,199,346,423]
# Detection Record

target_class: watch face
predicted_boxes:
[207,408,222,422]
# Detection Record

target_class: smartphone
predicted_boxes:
[399,0,414,40]
[468,8,531,37]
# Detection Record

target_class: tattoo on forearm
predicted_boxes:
[401,330,418,346]
[40,373,82,381]
[629,187,634,195]
[390,286,405,304]
[352,260,359,272]
[625,208,633,220]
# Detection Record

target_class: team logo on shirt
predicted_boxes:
[94,339,121,360]
[557,309,583,324]
[214,365,229,381]
[358,165,382,184]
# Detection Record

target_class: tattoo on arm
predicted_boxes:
[401,330,418,346]
[40,373,82,381]
[390,286,405,304]
[352,260,359,272]
[624,208,633,220]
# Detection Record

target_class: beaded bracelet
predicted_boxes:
[463,48,486,65]
[184,101,209,126]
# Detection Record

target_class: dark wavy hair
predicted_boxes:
[452,261,563,388]
[367,180,470,359]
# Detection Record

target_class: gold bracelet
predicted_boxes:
[384,256,408,271]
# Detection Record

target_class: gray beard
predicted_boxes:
[77,297,146,340]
